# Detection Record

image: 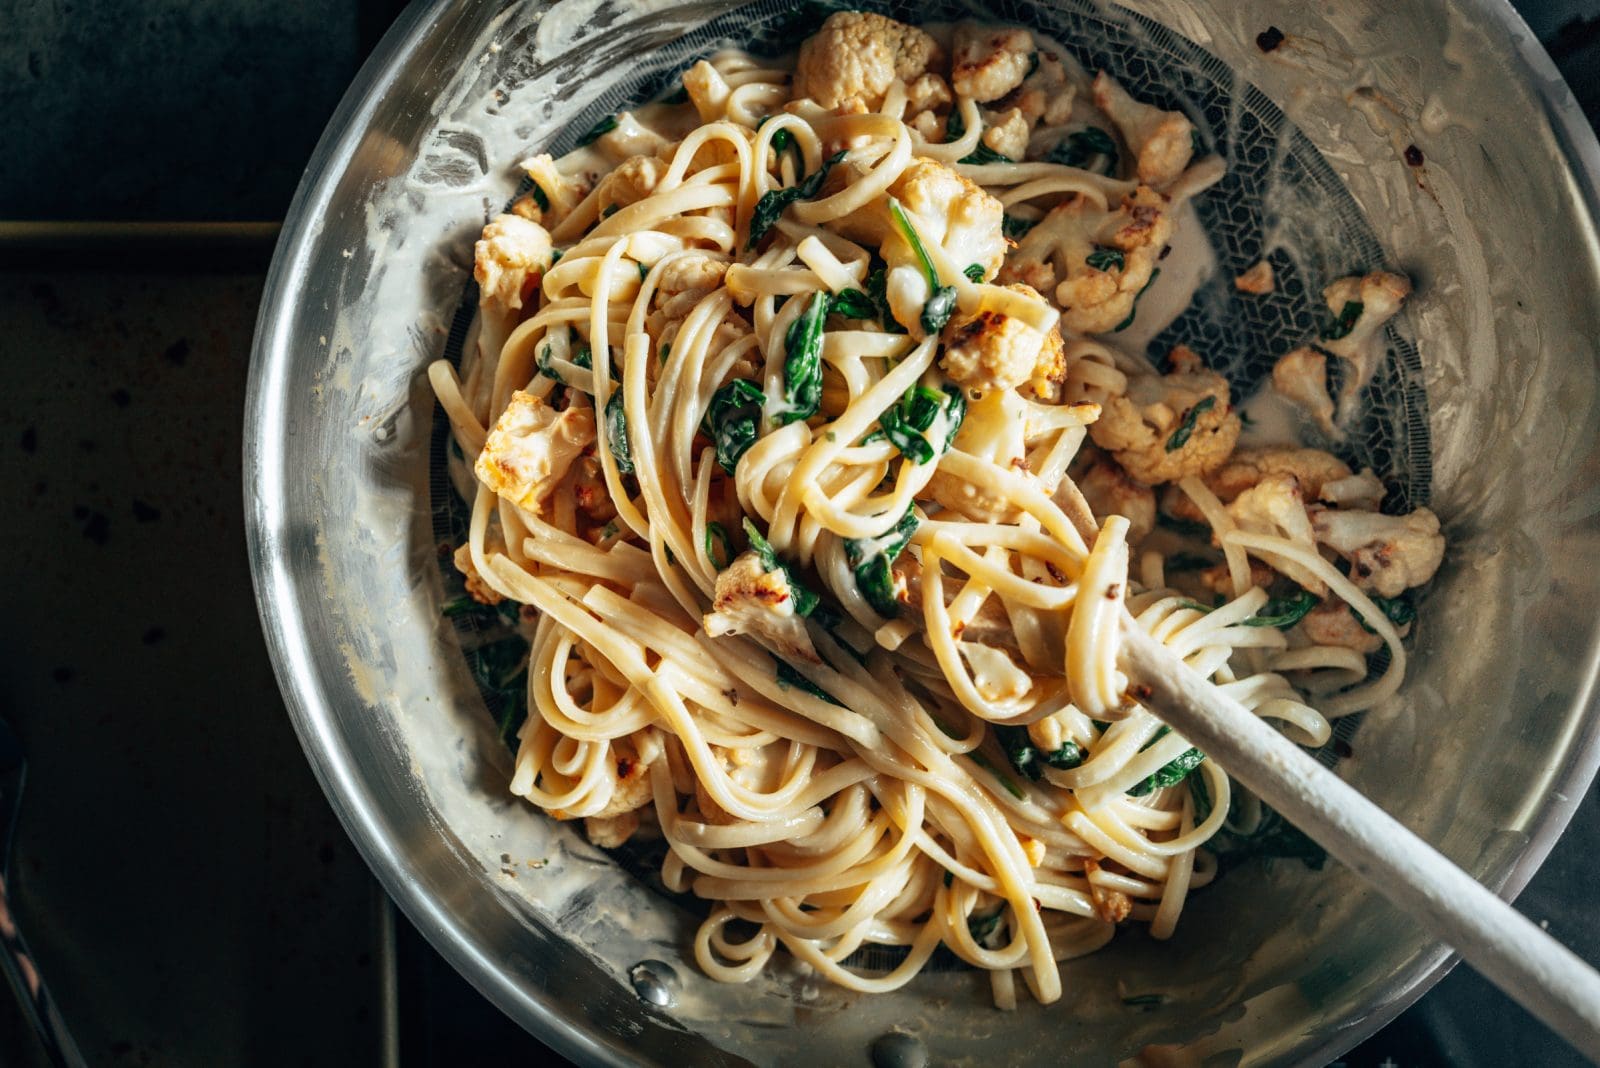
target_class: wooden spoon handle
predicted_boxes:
[1118,622,1600,1060]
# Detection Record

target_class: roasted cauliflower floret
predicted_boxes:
[904,77,953,140]
[1013,52,1075,130]
[1235,260,1276,294]
[1310,506,1445,598]
[1298,599,1384,655]
[452,543,504,605]
[584,810,641,849]
[939,285,1059,393]
[656,252,728,296]
[593,110,670,163]
[980,107,1030,160]
[1320,270,1411,362]
[951,22,1035,103]
[925,388,1028,521]
[1088,351,1240,485]
[1318,469,1386,511]
[1318,270,1412,419]
[1271,347,1337,437]
[888,159,1008,284]
[1205,447,1352,503]
[508,190,544,224]
[682,60,732,122]
[906,72,953,115]
[1224,473,1327,595]
[476,391,596,514]
[1090,72,1195,187]
[475,214,553,316]
[595,154,665,213]
[1075,456,1156,544]
[1084,858,1133,924]
[793,12,941,111]
[1009,186,1172,335]
[879,160,1008,331]
[702,552,821,663]
[518,153,582,225]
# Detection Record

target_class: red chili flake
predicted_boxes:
[1256,26,1285,52]
[1404,144,1425,167]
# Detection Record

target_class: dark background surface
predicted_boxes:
[2,1,1599,1066]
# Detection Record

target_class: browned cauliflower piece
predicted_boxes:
[1310,506,1445,598]
[905,75,953,140]
[891,159,1008,277]
[1090,71,1195,187]
[1317,469,1386,511]
[584,810,641,848]
[880,160,1008,331]
[682,60,732,122]
[1224,473,1327,595]
[1013,52,1075,130]
[1008,186,1172,335]
[1318,270,1412,419]
[980,106,1030,159]
[908,110,944,142]
[925,388,1028,521]
[793,12,941,110]
[656,253,728,295]
[1084,858,1133,924]
[939,284,1060,393]
[1271,347,1338,436]
[518,154,583,225]
[476,391,596,514]
[508,191,544,224]
[906,72,953,114]
[951,22,1036,103]
[1075,456,1156,544]
[1298,599,1384,655]
[1088,349,1240,485]
[595,154,665,213]
[1234,260,1276,294]
[452,543,504,605]
[593,111,670,164]
[702,551,821,664]
[1205,446,1352,503]
[475,214,553,316]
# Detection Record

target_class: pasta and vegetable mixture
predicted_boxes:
[429,12,1445,1007]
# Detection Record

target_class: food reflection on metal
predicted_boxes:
[0,718,87,1068]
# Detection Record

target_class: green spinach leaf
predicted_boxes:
[747,150,847,249]
[1164,394,1215,451]
[706,379,765,474]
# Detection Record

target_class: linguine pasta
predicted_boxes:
[428,14,1445,1008]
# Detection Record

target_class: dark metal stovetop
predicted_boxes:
[2,2,1598,1066]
